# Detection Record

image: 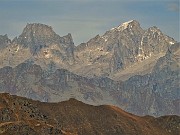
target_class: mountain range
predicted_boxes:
[0,20,179,116]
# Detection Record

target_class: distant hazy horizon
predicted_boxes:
[0,0,179,45]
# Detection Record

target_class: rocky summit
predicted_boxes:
[0,23,75,69]
[0,93,179,135]
[74,20,175,78]
[0,21,179,117]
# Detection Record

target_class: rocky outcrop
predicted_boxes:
[0,35,11,49]
[0,93,179,135]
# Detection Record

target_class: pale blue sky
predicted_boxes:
[0,0,179,45]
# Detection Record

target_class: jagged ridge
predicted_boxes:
[0,21,179,117]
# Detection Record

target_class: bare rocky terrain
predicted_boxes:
[0,93,179,135]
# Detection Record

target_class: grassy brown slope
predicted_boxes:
[0,93,179,135]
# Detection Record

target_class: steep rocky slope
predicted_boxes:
[0,43,179,116]
[110,43,180,116]
[73,20,176,78]
[0,93,179,135]
[0,23,75,69]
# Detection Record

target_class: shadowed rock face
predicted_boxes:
[0,93,179,135]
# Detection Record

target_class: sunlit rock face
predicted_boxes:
[74,20,176,77]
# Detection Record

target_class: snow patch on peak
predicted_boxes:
[110,27,116,31]
[169,41,175,45]
[122,20,134,25]
[109,20,140,32]
[117,20,139,31]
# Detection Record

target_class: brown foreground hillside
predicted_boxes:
[0,93,179,135]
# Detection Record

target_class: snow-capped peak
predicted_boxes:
[169,41,175,45]
[121,20,134,27]
[110,20,140,31]
[120,20,139,29]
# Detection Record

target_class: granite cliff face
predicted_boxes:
[0,93,179,135]
[0,21,179,116]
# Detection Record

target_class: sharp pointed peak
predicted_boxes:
[21,23,56,36]
[25,23,52,29]
[122,20,139,25]
[119,20,140,29]
[110,20,141,31]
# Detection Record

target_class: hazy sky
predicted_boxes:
[0,0,179,45]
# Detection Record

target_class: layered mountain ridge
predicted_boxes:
[0,20,179,116]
